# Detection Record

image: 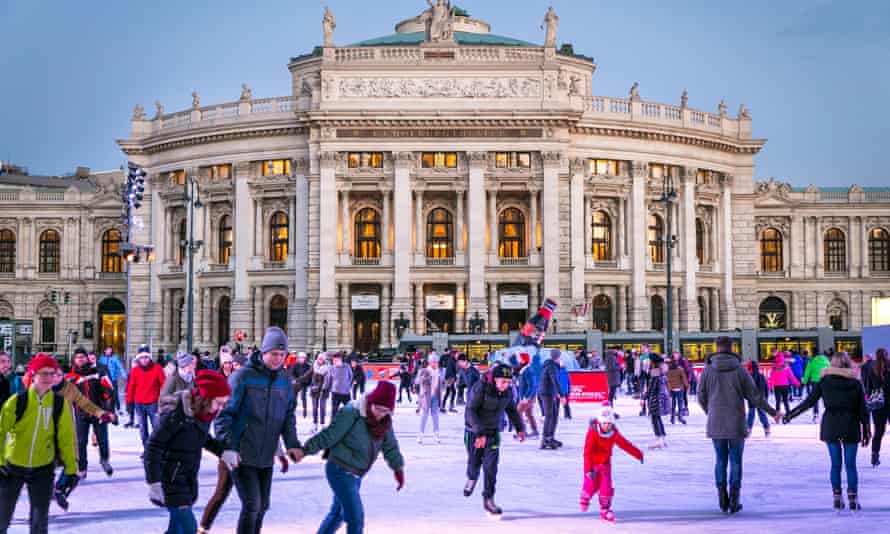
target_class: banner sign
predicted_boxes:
[425,295,454,310]
[351,295,380,310]
[499,294,528,310]
[567,371,609,403]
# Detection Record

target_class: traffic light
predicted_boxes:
[125,161,146,210]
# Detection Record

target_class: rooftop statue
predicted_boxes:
[425,0,454,43]
[322,6,336,47]
[240,83,252,102]
[191,91,200,110]
[629,82,640,101]
[154,101,164,119]
[542,6,558,48]
[132,103,145,121]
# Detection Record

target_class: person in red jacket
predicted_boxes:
[581,402,644,523]
[126,345,166,448]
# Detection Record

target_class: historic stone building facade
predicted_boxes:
[3,5,889,356]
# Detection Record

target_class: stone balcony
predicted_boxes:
[129,96,299,138]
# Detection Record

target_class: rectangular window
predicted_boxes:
[169,170,185,186]
[421,152,458,169]
[494,152,531,169]
[209,164,232,180]
[589,159,619,176]
[347,152,384,169]
[649,163,678,180]
[262,159,291,176]
[41,317,55,345]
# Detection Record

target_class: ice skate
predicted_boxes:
[812,414,819,424]
[53,488,69,512]
[832,489,844,513]
[483,498,503,519]
[417,434,424,444]
[463,479,477,497]
[600,508,615,523]
[100,460,114,477]
[434,432,441,444]
[871,452,880,468]
[764,428,771,438]
[648,439,663,450]
[679,417,687,425]
[847,490,860,512]
[728,487,743,514]
[551,438,563,448]
[717,485,729,513]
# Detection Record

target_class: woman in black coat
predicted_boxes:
[784,352,870,512]
[862,347,890,467]
[144,371,231,534]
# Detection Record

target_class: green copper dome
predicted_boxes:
[351,31,537,47]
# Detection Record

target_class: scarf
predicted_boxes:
[365,413,392,440]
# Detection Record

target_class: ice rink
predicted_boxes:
[8,385,890,533]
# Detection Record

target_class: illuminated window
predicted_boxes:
[869,228,890,272]
[498,208,525,258]
[262,159,291,176]
[649,163,677,180]
[354,208,381,259]
[270,212,289,261]
[696,169,721,185]
[421,152,458,169]
[218,215,232,265]
[648,214,664,264]
[0,229,15,273]
[589,159,619,176]
[208,164,232,181]
[760,228,783,272]
[759,296,786,329]
[101,229,123,273]
[494,152,531,169]
[426,208,453,259]
[824,228,846,273]
[696,218,705,264]
[39,230,60,273]
[169,170,185,186]
[592,294,612,332]
[591,211,611,261]
[347,152,384,169]
[651,295,664,331]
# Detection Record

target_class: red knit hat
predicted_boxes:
[194,370,231,400]
[366,381,396,411]
[27,353,59,375]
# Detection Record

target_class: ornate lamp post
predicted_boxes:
[661,170,679,353]
[183,175,203,353]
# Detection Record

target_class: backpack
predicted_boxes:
[15,391,65,463]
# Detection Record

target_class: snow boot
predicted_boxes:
[847,490,860,512]
[832,489,844,512]
[53,488,69,512]
[101,460,113,477]
[679,416,687,425]
[463,479,477,497]
[483,498,503,518]
[717,484,729,514]
[551,438,563,448]
[871,451,880,468]
[764,428,771,438]
[600,508,615,523]
[728,487,742,514]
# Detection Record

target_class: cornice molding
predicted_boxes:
[121,126,308,156]
[570,125,763,155]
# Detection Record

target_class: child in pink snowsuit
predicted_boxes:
[580,402,644,522]
[768,351,800,414]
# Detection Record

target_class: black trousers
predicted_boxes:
[0,463,54,534]
[398,383,412,402]
[608,385,619,407]
[443,381,457,410]
[651,413,666,437]
[351,382,365,400]
[873,408,889,456]
[465,431,500,499]
[232,465,274,534]
[540,395,559,441]
[331,393,351,418]
[76,417,110,470]
[294,387,308,417]
[312,392,329,425]
[457,383,467,404]
[774,385,791,414]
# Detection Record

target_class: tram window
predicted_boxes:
[835,341,861,360]
[758,340,817,361]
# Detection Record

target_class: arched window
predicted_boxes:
[760,228,783,272]
[648,214,664,264]
[591,211,612,261]
[218,215,232,265]
[592,294,612,332]
[0,230,15,273]
[650,295,665,331]
[269,211,288,261]
[827,299,848,331]
[101,229,123,273]
[824,228,846,273]
[354,208,381,259]
[759,296,786,330]
[499,208,525,259]
[695,218,705,265]
[39,230,60,273]
[217,296,231,348]
[869,228,890,272]
[269,295,288,332]
[426,208,453,259]
[177,220,187,266]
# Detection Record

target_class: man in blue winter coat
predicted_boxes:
[98,346,127,413]
[789,351,804,399]
[215,326,302,534]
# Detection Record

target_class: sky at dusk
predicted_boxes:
[1,0,887,186]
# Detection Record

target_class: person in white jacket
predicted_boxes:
[417,353,445,444]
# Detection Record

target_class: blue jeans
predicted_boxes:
[166,505,197,534]
[712,439,745,489]
[135,402,159,447]
[318,461,363,534]
[827,441,858,492]
[746,401,771,430]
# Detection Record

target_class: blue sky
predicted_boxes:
[1,0,887,186]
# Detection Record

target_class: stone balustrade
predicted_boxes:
[328,46,545,64]
[131,96,299,137]
[585,96,750,139]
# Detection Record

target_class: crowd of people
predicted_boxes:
[0,329,888,532]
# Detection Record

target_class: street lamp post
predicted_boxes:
[661,170,679,354]
[183,175,203,353]
[322,319,328,352]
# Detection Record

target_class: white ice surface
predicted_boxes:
[9,386,890,533]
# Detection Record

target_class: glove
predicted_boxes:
[394,470,404,491]
[277,454,289,474]
[221,450,240,471]
[61,473,80,493]
[99,412,116,425]
[587,471,595,480]
[640,455,645,465]
[148,482,164,507]
[0,464,9,480]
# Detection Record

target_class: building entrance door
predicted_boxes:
[499,309,526,333]
[98,297,127,356]
[353,310,380,353]
[426,309,454,333]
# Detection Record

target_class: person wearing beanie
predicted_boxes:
[293,381,404,534]
[646,353,669,450]
[769,351,800,416]
[219,350,235,378]
[580,402,644,523]
[456,354,480,406]
[289,352,313,419]
[538,349,563,450]
[0,354,78,534]
[310,353,332,432]
[127,346,167,448]
[159,351,198,413]
[145,370,231,534]
[325,353,354,419]
[416,351,444,444]
[463,362,525,517]
[214,326,302,534]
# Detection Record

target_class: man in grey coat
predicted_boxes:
[699,336,781,516]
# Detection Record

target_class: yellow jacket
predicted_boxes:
[0,387,77,475]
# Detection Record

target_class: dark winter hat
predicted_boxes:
[492,364,513,380]
[456,353,468,362]
[73,346,88,357]
[194,370,231,400]
[261,326,288,354]
[366,381,396,411]
[650,353,664,366]
[137,345,151,357]
[177,351,196,368]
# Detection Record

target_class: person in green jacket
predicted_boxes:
[0,354,78,534]
[293,381,404,534]
[802,350,832,423]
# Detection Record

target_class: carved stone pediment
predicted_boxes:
[755,177,791,198]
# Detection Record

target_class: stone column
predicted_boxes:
[615,284,625,332]
[618,196,627,261]
[164,208,173,261]
[232,162,254,332]
[288,195,296,260]
[455,188,465,261]
[629,161,648,330]
[380,283,391,348]
[291,161,310,348]
[849,216,860,278]
[570,158,586,303]
[317,152,339,344]
[160,288,168,342]
[529,188,538,261]
[414,284,425,336]
[584,193,592,265]
[488,190,498,259]
[254,198,263,257]
[415,189,425,264]
[391,153,414,327]
[381,187,391,263]
[488,283,499,334]
[467,152,488,319]
[790,215,804,278]
[813,216,823,278]
[719,176,736,327]
[253,286,263,344]
[860,218,869,278]
[709,288,720,331]
[542,151,562,300]
[528,282,539,323]
[681,168,700,331]
[341,189,350,257]
[456,282,466,332]
[201,287,211,344]
[339,283,350,347]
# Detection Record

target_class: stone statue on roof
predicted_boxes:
[718,99,728,117]
[192,91,200,110]
[680,89,688,108]
[542,6,558,48]
[738,103,751,119]
[240,83,252,102]
[154,101,164,119]
[629,82,640,101]
[425,0,454,43]
[322,6,336,47]
[132,104,145,121]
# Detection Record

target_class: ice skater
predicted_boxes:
[646,354,668,449]
[417,352,444,444]
[580,402,643,523]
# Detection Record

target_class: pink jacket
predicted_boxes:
[768,366,800,389]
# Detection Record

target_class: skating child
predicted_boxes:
[580,402,643,523]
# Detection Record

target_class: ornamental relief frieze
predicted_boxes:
[590,198,618,219]
[93,218,127,241]
[866,217,890,232]
[755,216,790,236]
[755,177,792,198]
[336,77,543,99]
